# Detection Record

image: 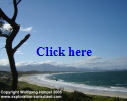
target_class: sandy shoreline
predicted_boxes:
[18,76,127,99]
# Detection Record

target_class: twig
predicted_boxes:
[17,0,21,5]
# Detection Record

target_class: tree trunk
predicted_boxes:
[6,47,18,91]
[0,1,30,101]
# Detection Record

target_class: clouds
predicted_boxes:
[16,60,60,67]
[16,61,40,66]
[20,27,32,32]
[69,56,105,68]
[2,24,32,32]
[3,24,12,31]
[0,56,127,70]
[69,56,127,69]
[0,59,9,66]
[0,24,12,35]
[15,56,127,70]
[23,42,28,45]
[15,50,24,55]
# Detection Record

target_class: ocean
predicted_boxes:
[28,70,127,95]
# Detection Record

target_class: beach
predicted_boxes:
[18,73,127,99]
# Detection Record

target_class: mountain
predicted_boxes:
[0,64,105,72]
[0,66,10,71]
[17,63,90,71]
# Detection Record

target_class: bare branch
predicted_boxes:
[17,0,21,5]
[12,0,18,21]
[12,0,21,21]
[0,9,13,24]
[13,34,30,53]
[0,34,8,38]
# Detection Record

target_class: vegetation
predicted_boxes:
[0,71,127,101]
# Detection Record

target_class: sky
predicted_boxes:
[0,0,127,69]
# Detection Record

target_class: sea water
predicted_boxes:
[28,71,127,95]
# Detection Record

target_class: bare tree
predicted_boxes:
[0,0,30,92]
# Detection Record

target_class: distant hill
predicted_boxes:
[0,63,107,72]
[0,66,10,71]
[17,63,91,71]
[0,64,126,72]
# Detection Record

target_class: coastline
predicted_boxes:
[18,76,127,99]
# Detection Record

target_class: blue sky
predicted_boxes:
[0,0,127,69]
